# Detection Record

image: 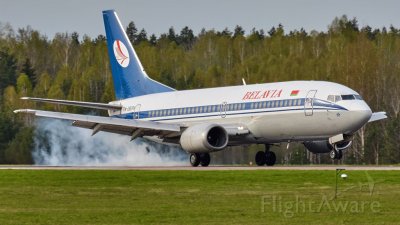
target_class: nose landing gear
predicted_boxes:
[330,147,343,160]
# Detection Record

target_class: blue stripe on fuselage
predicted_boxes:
[111,98,348,121]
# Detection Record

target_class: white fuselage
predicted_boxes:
[109,81,372,144]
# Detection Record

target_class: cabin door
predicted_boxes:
[304,90,317,116]
[220,102,227,118]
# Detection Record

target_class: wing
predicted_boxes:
[21,97,122,111]
[14,109,181,140]
[368,112,387,123]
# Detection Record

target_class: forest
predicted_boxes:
[0,15,398,165]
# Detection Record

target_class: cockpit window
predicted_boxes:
[327,94,362,102]
[327,95,342,103]
[341,95,355,100]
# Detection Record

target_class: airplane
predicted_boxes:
[14,10,387,167]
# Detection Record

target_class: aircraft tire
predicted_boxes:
[330,150,338,159]
[265,151,276,166]
[336,150,343,160]
[255,151,267,166]
[190,153,201,167]
[200,153,211,167]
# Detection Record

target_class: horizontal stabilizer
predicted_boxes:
[21,97,122,111]
[368,112,387,123]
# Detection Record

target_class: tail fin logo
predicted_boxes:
[113,40,130,67]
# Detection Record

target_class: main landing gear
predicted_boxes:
[255,145,276,166]
[190,153,211,167]
[329,148,343,160]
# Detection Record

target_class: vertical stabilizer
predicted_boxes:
[102,10,175,100]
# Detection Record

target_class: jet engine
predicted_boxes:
[180,124,228,153]
[303,140,352,153]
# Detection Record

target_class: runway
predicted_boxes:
[0,165,400,171]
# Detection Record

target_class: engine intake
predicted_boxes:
[180,124,228,153]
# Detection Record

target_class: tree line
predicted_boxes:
[0,15,398,164]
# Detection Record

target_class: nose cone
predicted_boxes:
[342,101,372,133]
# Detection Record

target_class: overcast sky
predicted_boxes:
[1,0,399,39]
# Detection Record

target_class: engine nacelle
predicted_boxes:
[304,140,352,153]
[180,124,228,153]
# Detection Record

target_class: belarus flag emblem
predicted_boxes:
[290,90,299,96]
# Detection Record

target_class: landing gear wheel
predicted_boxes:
[200,153,211,167]
[255,151,267,166]
[265,151,276,166]
[330,149,343,160]
[329,150,337,159]
[190,153,200,167]
[337,150,343,160]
